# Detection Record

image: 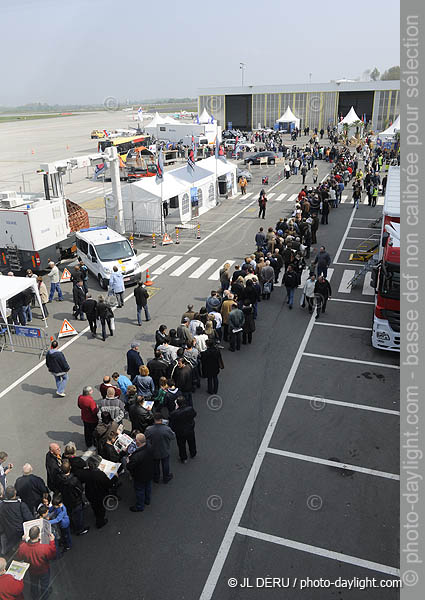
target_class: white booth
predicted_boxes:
[276,106,300,132]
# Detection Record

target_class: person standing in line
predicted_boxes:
[169,397,197,463]
[228,303,245,352]
[77,386,98,448]
[134,281,150,326]
[14,464,49,516]
[301,163,308,184]
[255,227,266,251]
[127,433,155,512]
[313,246,331,278]
[145,413,176,484]
[108,266,125,308]
[77,456,111,529]
[283,264,298,310]
[0,451,12,493]
[37,276,49,317]
[201,339,224,394]
[45,340,70,397]
[0,486,33,554]
[16,527,56,600]
[47,261,63,302]
[45,443,62,493]
[0,556,24,599]
[258,190,267,219]
[321,198,330,225]
[241,300,255,344]
[314,275,332,318]
[57,460,89,536]
[126,343,144,382]
[82,293,97,337]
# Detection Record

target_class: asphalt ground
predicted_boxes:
[0,153,400,599]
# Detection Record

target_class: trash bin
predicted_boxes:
[218,180,228,196]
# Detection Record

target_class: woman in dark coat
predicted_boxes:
[200,340,224,395]
[242,300,255,345]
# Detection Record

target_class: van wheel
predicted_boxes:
[98,274,107,290]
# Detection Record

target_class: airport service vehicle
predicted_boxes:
[244,151,278,165]
[91,129,106,139]
[182,135,210,147]
[371,166,400,352]
[75,226,141,289]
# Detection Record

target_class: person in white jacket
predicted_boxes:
[47,262,63,302]
[302,274,316,313]
[108,266,125,307]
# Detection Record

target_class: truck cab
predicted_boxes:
[75,226,141,289]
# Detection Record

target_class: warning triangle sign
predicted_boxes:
[161,233,173,246]
[58,318,78,338]
[60,268,72,282]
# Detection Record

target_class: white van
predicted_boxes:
[75,226,142,289]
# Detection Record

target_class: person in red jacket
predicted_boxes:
[16,526,56,600]
[77,385,98,448]
[0,557,24,600]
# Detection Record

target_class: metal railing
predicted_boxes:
[0,324,50,358]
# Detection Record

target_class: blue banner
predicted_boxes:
[14,326,42,338]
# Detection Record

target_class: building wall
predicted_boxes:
[198,95,225,127]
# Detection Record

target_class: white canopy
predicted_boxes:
[379,115,400,138]
[339,106,361,125]
[0,276,47,349]
[277,106,300,128]
[145,112,167,128]
[198,108,211,124]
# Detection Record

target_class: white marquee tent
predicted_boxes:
[0,276,47,351]
[378,115,400,139]
[198,108,211,124]
[338,106,362,132]
[121,157,236,232]
[276,106,300,129]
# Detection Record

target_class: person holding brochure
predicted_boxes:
[77,456,112,529]
[16,526,56,600]
[127,433,155,512]
[0,557,24,600]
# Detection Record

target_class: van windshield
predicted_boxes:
[96,240,133,261]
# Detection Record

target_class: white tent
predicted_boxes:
[378,115,400,139]
[276,106,300,129]
[338,106,362,131]
[121,157,236,230]
[145,112,167,128]
[0,276,47,351]
[198,108,211,124]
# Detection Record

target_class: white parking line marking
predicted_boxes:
[330,298,374,305]
[362,271,375,295]
[87,187,104,194]
[78,187,98,193]
[274,193,287,201]
[333,207,356,263]
[314,322,372,331]
[170,256,200,276]
[287,392,400,416]
[208,260,235,281]
[189,258,217,279]
[266,448,400,480]
[138,254,166,272]
[286,193,298,202]
[303,353,400,369]
[346,237,379,240]
[338,270,356,293]
[151,255,183,275]
[236,527,400,577]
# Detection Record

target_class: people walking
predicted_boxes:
[258,190,267,219]
[145,413,176,484]
[134,281,151,325]
[82,293,97,336]
[77,386,98,448]
[72,280,86,321]
[108,266,125,307]
[313,246,331,278]
[96,296,114,341]
[47,261,63,302]
[302,273,316,313]
[314,275,332,318]
[127,343,144,381]
[45,340,70,397]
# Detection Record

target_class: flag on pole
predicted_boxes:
[211,115,214,124]
[196,115,200,124]
[187,136,195,171]
[156,148,164,182]
[215,136,220,159]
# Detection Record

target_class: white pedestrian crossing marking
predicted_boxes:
[338,270,356,293]
[267,193,275,199]
[242,192,253,199]
[87,187,104,194]
[362,271,375,295]
[151,255,183,275]
[189,258,217,279]
[138,254,166,272]
[341,195,349,203]
[78,187,99,194]
[170,256,200,277]
[274,193,287,201]
[287,193,298,202]
[377,197,384,205]
[208,260,235,281]
[133,252,149,264]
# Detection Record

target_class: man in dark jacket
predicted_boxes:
[126,343,144,381]
[228,304,245,352]
[0,486,33,553]
[128,396,154,432]
[57,460,89,535]
[127,433,155,512]
[78,456,112,528]
[170,358,193,406]
[9,292,26,326]
[314,275,332,318]
[169,397,197,463]
[145,414,176,484]
[310,212,319,244]
[82,293,97,336]
[72,280,86,321]
[77,386,98,448]
[313,246,331,278]
[283,265,299,309]
[134,281,150,326]
[147,350,169,389]
[201,339,224,394]
[14,464,49,515]
[255,227,266,251]
[45,443,62,492]
[45,340,70,397]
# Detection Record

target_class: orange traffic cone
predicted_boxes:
[144,269,153,286]
[31,149,35,155]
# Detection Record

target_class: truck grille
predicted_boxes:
[382,310,400,333]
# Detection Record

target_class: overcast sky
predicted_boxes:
[0,0,400,106]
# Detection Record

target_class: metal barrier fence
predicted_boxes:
[0,325,50,358]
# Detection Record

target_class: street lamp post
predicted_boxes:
[240,62,246,87]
